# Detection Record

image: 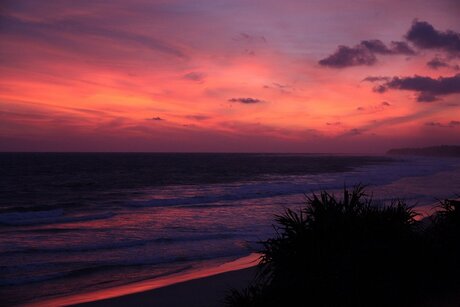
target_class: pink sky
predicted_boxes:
[0,0,459,153]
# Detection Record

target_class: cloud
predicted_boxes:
[228,97,264,104]
[425,120,460,127]
[427,57,449,69]
[346,128,366,136]
[319,40,414,68]
[390,41,416,55]
[234,32,267,43]
[147,117,163,121]
[0,14,187,59]
[425,121,444,127]
[319,45,376,68]
[374,74,460,102]
[406,20,460,55]
[326,121,342,126]
[272,82,292,90]
[320,19,460,69]
[360,40,392,54]
[183,72,206,82]
[355,102,391,113]
[362,76,391,82]
[186,115,210,121]
[417,92,438,102]
[264,82,294,93]
[426,57,460,70]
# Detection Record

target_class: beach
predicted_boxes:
[25,263,460,307]
[24,253,259,307]
[75,267,256,307]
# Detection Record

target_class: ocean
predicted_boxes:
[1,153,460,305]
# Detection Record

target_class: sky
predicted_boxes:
[0,0,459,153]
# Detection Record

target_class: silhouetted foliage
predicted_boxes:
[226,186,460,307]
[425,198,460,292]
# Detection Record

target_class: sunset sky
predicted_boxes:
[1,0,459,153]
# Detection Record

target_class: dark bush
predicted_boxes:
[227,186,460,306]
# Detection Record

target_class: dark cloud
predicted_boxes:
[263,82,295,93]
[319,40,414,68]
[0,14,186,59]
[326,122,341,126]
[425,121,460,128]
[186,115,210,121]
[264,82,294,93]
[234,32,267,43]
[362,76,391,82]
[406,20,460,55]
[427,57,449,69]
[347,128,366,136]
[417,92,438,102]
[359,40,415,55]
[426,57,460,70]
[355,102,390,114]
[147,117,163,121]
[425,121,444,127]
[243,49,256,56]
[319,45,376,68]
[320,19,460,69]
[390,41,416,55]
[360,40,392,54]
[375,74,460,102]
[183,72,205,82]
[228,97,264,104]
[272,83,290,89]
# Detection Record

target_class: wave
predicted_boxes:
[1,249,248,286]
[0,270,71,286]
[0,209,115,226]
[125,157,460,209]
[1,232,241,254]
[126,181,326,208]
[2,238,151,254]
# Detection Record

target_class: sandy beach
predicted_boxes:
[23,254,259,307]
[75,267,256,307]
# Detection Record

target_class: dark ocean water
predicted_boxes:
[1,153,459,305]
[0,153,390,212]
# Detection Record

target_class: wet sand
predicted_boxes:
[75,267,257,307]
[24,253,259,307]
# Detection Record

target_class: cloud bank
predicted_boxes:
[228,97,264,104]
[319,40,414,68]
[406,20,460,55]
[375,74,460,102]
[320,20,460,69]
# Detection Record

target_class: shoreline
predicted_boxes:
[75,267,257,307]
[22,253,260,307]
